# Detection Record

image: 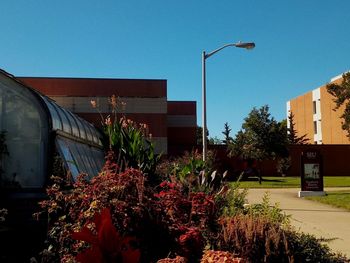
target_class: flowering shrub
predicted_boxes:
[157,256,187,263]
[217,214,348,263]
[92,95,160,182]
[156,150,225,195]
[37,156,162,262]
[36,144,349,262]
[200,250,242,263]
[71,208,140,263]
[153,180,219,261]
[36,154,223,262]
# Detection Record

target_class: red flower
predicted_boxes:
[72,208,140,263]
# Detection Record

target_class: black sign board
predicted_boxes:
[301,150,323,191]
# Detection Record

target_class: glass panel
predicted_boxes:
[55,105,72,134]
[91,147,105,172]
[65,139,88,175]
[75,116,87,140]
[89,123,100,145]
[78,144,96,179]
[82,119,93,142]
[42,97,62,130]
[55,137,80,180]
[63,109,80,138]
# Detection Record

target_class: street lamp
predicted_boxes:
[202,41,255,162]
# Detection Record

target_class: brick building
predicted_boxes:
[286,73,349,144]
[18,76,197,155]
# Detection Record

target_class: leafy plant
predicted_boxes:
[286,232,348,263]
[247,192,290,226]
[92,95,160,181]
[218,174,248,217]
[218,214,292,262]
[71,208,140,263]
[157,150,225,194]
[36,152,226,263]
[153,180,219,262]
[36,156,169,263]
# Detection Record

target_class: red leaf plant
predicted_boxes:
[72,208,140,263]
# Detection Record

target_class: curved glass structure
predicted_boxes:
[0,70,105,188]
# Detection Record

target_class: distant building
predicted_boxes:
[18,76,197,155]
[287,73,349,144]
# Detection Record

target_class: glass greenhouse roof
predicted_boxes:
[39,94,102,147]
[1,69,105,187]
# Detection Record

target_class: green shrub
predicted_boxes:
[247,192,290,226]
[287,232,348,263]
[218,215,348,263]
[217,174,248,217]
[156,150,226,195]
[92,95,160,182]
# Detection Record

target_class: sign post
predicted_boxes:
[299,150,326,197]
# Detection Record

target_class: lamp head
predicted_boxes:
[235,42,255,50]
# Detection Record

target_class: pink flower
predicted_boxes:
[105,116,112,126]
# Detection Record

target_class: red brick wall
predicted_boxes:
[18,77,167,97]
[288,144,350,177]
[167,101,197,155]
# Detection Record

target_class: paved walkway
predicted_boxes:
[246,187,350,258]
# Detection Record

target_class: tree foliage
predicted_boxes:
[229,105,288,160]
[222,122,233,145]
[208,136,222,145]
[326,72,350,138]
[196,126,209,145]
[287,112,309,144]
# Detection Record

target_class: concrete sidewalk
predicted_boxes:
[246,187,350,258]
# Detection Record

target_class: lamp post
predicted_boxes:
[202,41,255,162]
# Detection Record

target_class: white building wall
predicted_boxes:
[286,101,291,129]
[312,88,322,144]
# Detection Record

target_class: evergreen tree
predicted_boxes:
[287,112,309,144]
[222,122,233,145]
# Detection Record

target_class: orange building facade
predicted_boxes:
[18,76,197,155]
[287,74,349,144]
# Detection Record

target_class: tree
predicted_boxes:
[196,126,209,145]
[326,72,350,138]
[208,136,222,145]
[287,112,309,144]
[229,105,288,160]
[222,122,233,145]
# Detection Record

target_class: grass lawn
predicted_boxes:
[306,191,350,211]
[236,176,350,188]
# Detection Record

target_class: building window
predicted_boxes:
[313,101,317,114]
[313,121,317,134]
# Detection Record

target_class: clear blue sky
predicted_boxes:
[1,0,350,139]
